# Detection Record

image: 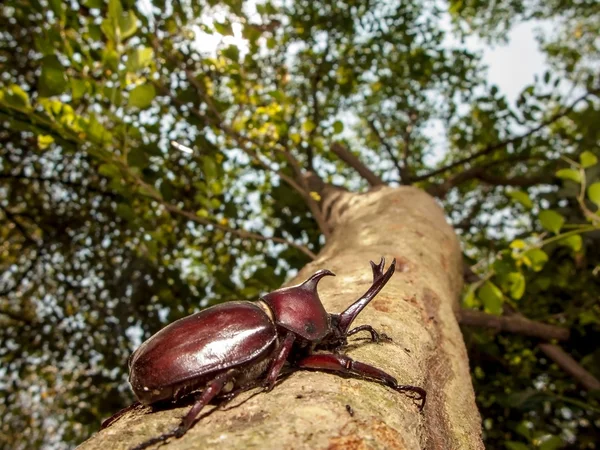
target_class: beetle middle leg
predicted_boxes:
[263,331,295,391]
[296,353,426,410]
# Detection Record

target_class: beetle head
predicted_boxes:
[261,269,335,341]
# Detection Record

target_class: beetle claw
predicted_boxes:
[379,333,393,342]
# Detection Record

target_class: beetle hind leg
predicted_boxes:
[297,353,426,411]
[130,370,237,450]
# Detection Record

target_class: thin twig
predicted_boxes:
[367,119,403,181]
[330,142,385,187]
[133,177,317,260]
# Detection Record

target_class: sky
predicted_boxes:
[477,21,550,106]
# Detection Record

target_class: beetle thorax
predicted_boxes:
[259,270,335,341]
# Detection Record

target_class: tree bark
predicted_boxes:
[79,186,483,450]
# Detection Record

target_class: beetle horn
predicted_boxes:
[337,258,396,333]
[301,269,335,291]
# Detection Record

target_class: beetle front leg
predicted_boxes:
[296,353,426,411]
[263,332,295,391]
[346,325,391,343]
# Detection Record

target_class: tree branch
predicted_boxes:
[280,150,331,239]
[426,155,550,198]
[0,203,38,245]
[162,203,317,260]
[330,142,385,187]
[459,309,570,341]
[0,307,34,325]
[414,91,597,182]
[0,172,118,199]
[0,247,43,297]
[538,343,600,391]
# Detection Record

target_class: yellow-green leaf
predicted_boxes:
[0,85,31,111]
[580,151,598,169]
[523,248,548,272]
[588,182,600,208]
[38,56,68,98]
[507,190,533,209]
[559,235,582,252]
[478,281,504,315]
[539,210,564,234]
[555,168,581,183]
[37,135,54,150]
[506,272,525,300]
[128,84,155,109]
[126,47,153,72]
[302,120,316,133]
[119,10,138,39]
[510,239,527,250]
[333,120,344,134]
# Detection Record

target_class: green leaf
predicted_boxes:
[505,442,529,450]
[48,0,66,22]
[559,234,582,252]
[505,272,525,300]
[37,135,54,150]
[478,281,504,315]
[98,163,121,178]
[201,157,218,180]
[462,288,477,308]
[126,47,153,72]
[0,85,31,111]
[510,239,527,250]
[83,0,103,8]
[515,421,532,439]
[523,249,548,272]
[507,190,533,209]
[302,120,316,133]
[333,121,344,134]
[538,435,563,450]
[116,203,135,221]
[555,168,581,183]
[221,45,240,61]
[38,56,68,97]
[580,151,598,169]
[588,182,600,207]
[214,21,233,35]
[119,10,138,39]
[71,79,88,100]
[539,210,564,234]
[127,147,149,169]
[159,180,174,201]
[108,0,123,21]
[128,84,155,109]
[138,185,157,198]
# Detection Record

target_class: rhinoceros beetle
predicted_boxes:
[103,258,426,449]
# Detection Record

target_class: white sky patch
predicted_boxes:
[191,22,249,58]
[479,21,553,106]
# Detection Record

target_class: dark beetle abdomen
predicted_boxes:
[129,301,277,404]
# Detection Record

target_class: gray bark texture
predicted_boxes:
[79,186,483,450]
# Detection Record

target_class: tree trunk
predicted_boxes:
[79,186,483,450]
